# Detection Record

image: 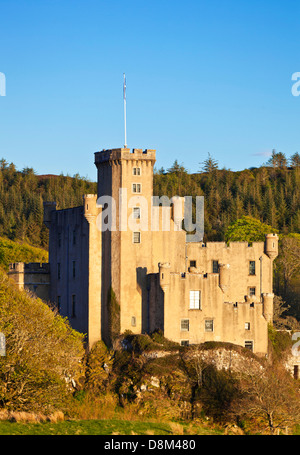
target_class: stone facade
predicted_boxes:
[8,262,50,301]
[9,147,279,354]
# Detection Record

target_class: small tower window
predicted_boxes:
[212,260,219,274]
[133,232,141,244]
[131,316,136,327]
[132,183,142,193]
[249,261,256,275]
[133,167,141,176]
[57,263,61,280]
[72,295,76,318]
[189,260,196,268]
[72,261,76,278]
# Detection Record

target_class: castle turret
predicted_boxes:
[159,262,171,291]
[262,292,274,323]
[171,196,184,231]
[8,262,25,290]
[265,233,278,260]
[83,194,99,221]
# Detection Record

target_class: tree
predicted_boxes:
[232,365,300,434]
[224,216,277,243]
[200,153,218,173]
[290,152,300,168]
[0,267,84,411]
[266,149,287,169]
[167,160,187,174]
[276,235,300,296]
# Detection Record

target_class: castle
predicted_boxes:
[9,147,279,355]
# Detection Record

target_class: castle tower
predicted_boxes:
[265,233,279,260]
[94,148,156,345]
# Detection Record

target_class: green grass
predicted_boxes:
[0,419,223,435]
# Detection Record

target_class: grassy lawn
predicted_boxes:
[0,419,223,436]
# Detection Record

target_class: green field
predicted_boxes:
[0,419,223,436]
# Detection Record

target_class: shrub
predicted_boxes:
[199,365,240,422]
[85,341,113,393]
[0,266,84,412]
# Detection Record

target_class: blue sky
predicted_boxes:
[0,0,300,180]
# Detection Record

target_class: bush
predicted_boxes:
[85,341,113,393]
[268,324,292,361]
[199,365,240,423]
[0,266,84,412]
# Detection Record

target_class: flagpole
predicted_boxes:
[123,73,127,148]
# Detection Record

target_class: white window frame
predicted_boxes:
[205,319,214,332]
[180,319,190,332]
[133,167,141,176]
[189,290,201,310]
[133,207,141,219]
[132,183,142,193]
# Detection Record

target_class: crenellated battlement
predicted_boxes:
[94,148,156,165]
[9,262,50,274]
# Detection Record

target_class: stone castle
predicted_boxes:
[9,147,279,356]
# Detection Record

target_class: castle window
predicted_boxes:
[212,260,219,274]
[181,340,189,347]
[58,232,61,247]
[181,319,189,332]
[205,319,214,332]
[71,295,76,318]
[189,260,196,268]
[131,316,136,327]
[189,290,201,310]
[249,261,256,275]
[249,287,256,296]
[133,207,141,219]
[245,341,253,352]
[133,232,141,244]
[132,183,141,193]
[73,230,76,245]
[72,261,76,278]
[133,167,141,176]
[57,263,61,280]
[245,322,251,330]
